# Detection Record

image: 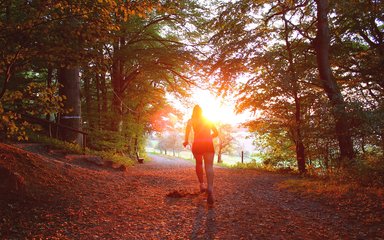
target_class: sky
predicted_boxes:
[168,87,254,126]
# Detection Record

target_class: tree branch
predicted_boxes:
[0,47,22,100]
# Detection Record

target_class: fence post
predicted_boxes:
[241,151,244,163]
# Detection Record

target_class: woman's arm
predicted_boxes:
[183,120,191,147]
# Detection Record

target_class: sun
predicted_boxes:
[192,89,239,124]
[168,88,254,125]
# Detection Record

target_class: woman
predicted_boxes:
[183,105,218,204]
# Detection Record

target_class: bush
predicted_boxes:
[87,129,127,152]
[33,135,135,166]
[0,82,66,141]
[232,159,263,169]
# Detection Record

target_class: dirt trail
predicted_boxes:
[1,145,383,239]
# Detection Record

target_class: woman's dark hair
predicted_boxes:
[191,105,203,120]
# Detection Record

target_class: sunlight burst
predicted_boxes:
[192,89,238,124]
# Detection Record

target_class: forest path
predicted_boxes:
[1,145,383,239]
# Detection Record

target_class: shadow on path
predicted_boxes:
[190,201,217,239]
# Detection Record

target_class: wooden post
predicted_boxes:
[241,151,244,163]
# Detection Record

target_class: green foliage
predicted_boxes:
[0,82,66,140]
[33,135,86,155]
[97,151,135,167]
[206,0,384,177]
[231,159,296,174]
[298,151,384,187]
[78,2,201,156]
[249,129,296,168]
[232,159,263,170]
[34,135,135,166]
[350,154,384,187]
[87,130,127,152]
[0,0,200,159]
[0,0,160,71]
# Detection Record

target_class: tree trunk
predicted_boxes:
[314,0,355,166]
[45,68,54,136]
[217,152,222,163]
[217,143,222,163]
[361,135,366,154]
[134,135,139,157]
[95,73,101,129]
[324,141,329,170]
[100,71,107,129]
[283,15,306,173]
[84,75,92,128]
[381,129,384,152]
[0,1,12,100]
[58,67,82,145]
[295,96,306,173]
[111,37,125,131]
[45,68,53,121]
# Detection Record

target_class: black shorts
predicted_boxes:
[192,141,215,155]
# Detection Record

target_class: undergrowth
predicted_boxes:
[279,160,384,198]
[230,157,384,194]
[230,159,296,174]
[32,135,135,166]
[278,177,384,200]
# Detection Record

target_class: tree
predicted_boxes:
[0,0,130,142]
[58,68,82,144]
[109,2,201,131]
[206,0,370,170]
[331,1,384,154]
[78,1,204,154]
[0,0,201,154]
[207,0,316,172]
[313,0,355,165]
[216,123,235,163]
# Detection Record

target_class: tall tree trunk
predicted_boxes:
[95,73,101,129]
[84,75,92,128]
[111,37,125,131]
[134,135,139,157]
[294,96,306,173]
[283,15,306,173]
[361,135,366,154]
[324,141,330,170]
[0,1,12,100]
[58,67,82,145]
[45,68,54,136]
[314,0,355,166]
[46,68,53,121]
[217,142,223,163]
[381,129,384,152]
[100,71,107,128]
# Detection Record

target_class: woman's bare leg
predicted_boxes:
[194,153,204,190]
[203,152,214,194]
